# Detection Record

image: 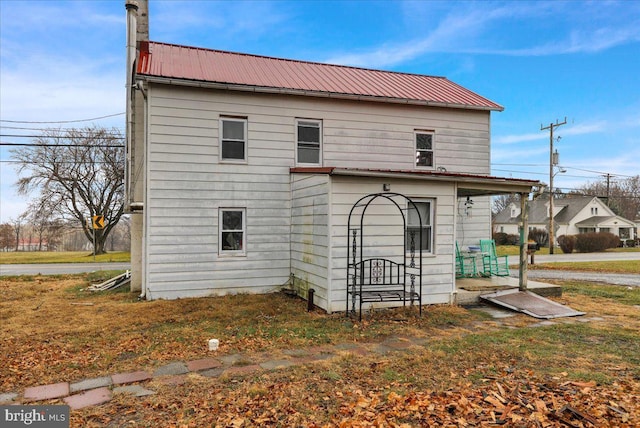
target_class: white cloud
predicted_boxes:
[494,121,607,145]
[494,132,545,145]
[323,2,640,68]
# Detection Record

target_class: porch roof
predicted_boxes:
[290,167,540,196]
[575,215,636,227]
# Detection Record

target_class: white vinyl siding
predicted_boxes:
[291,174,330,309]
[142,84,491,304]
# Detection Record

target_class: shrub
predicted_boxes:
[492,233,520,245]
[575,232,620,253]
[557,235,576,254]
[492,232,508,245]
[624,239,636,248]
[528,228,549,248]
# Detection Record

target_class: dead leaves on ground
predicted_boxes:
[328,375,637,427]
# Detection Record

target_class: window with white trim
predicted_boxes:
[220,118,247,161]
[296,119,322,165]
[406,200,434,253]
[219,208,246,254]
[415,131,434,168]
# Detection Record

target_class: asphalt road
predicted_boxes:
[0,263,130,276]
[515,251,640,287]
[531,252,640,263]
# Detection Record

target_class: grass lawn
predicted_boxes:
[1,272,638,426]
[0,251,130,264]
[497,245,640,256]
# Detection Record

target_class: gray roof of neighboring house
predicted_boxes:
[493,195,597,225]
[574,216,616,227]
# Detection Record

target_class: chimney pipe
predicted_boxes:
[125,0,138,209]
[136,0,149,43]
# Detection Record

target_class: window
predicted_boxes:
[296,119,322,165]
[591,207,598,215]
[219,208,246,254]
[406,200,433,252]
[415,132,434,168]
[220,118,247,161]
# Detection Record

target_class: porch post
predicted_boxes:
[518,193,528,291]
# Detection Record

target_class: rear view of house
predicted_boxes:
[124,1,539,313]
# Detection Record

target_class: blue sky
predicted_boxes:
[1,0,639,222]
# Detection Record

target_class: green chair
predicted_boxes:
[479,239,509,276]
[455,242,477,277]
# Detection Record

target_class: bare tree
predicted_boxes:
[27,200,65,251]
[573,175,640,221]
[0,223,14,251]
[11,126,124,255]
[11,215,26,251]
[492,193,520,216]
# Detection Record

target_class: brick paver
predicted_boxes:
[23,382,69,401]
[70,376,112,393]
[64,387,112,410]
[111,370,152,385]
[113,385,156,397]
[187,358,222,372]
[0,392,18,404]
[260,359,296,370]
[153,362,189,377]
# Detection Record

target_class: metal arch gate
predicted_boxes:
[346,192,423,320]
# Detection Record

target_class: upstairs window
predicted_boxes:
[406,200,433,253]
[296,119,322,165]
[220,118,247,161]
[415,131,434,168]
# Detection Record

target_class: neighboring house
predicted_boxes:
[123,1,539,313]
[494,195,637,242]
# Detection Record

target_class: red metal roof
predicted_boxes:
[137,41,503,111]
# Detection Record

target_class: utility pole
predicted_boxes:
[603,173,612,203]
[541,117,567,255]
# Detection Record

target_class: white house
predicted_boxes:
[124,1,539,313]
[494,195,636,243]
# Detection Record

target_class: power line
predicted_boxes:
[0,159,121,164]
[0,112,125,124]
[0,143,124,148]
[0,135,123,140]
[1,125,125,132]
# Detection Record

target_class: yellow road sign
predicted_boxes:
[92,215,105,229]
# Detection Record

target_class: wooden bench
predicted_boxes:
[347,258,421,320]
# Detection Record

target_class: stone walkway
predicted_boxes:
[0,307,607,411]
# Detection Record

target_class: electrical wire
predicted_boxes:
[0,112,125,124]
[0,143,124,148]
